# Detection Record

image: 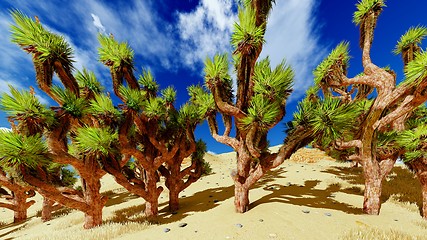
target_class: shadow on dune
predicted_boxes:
[103,189,140,207]
[0,221,29,240]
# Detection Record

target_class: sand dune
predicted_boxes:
[1,148,426,239]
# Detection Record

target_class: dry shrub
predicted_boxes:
[19,222,150,240]
[340,227,424,240]
[107,204,147,223]
[388,195,419,213]
[289,148,336,163]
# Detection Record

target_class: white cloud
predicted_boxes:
[91,13,106,34]
[177,0,236,69]
[260,0,326,102]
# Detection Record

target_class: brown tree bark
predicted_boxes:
[234,182,250,213]
[41,197,55,222]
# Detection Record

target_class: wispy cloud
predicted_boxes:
[260,0,326,102]
[91,13,106,34]
[176,0,236,70]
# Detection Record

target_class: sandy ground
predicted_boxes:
[1,147,426,239]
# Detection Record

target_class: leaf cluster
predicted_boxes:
[98,34,134,69]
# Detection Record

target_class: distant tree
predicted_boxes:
[0,164,36,223]
[95,36,207,216]
[310,0,427,215]
[6,11,112,229]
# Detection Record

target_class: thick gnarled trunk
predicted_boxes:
[234,182,250,213]
[83,178,105,229]
[41,197,55,222]
[363,171,382,214]
[143,170,161,218]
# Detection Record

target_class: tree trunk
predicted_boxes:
[84,207,103,229]
[14,207,27,223]
[363,171,382,215]
[144,170,160,218]
[83,179,104,229]
[12,192,29,223]
[422,182,427,219]
[41,197,55,222]
[234,182,250,213]
[168,184,180,212]
[145,196,159,218]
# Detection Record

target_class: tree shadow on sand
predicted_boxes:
[250,180,363,214]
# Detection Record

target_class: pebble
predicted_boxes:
[179,223,188,228]
[213,199,219,203]
[235,223,243,228]
[259,219,264,222]
[209,195,213,198]
[269,233,277,238]
[182,195,186,198]
[302,210,310,214]
[164,228,171,233]
[325,213,332,217]
[394,219,398,222]
[171,211,178,215]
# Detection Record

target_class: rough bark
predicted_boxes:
[41,197,55,222]
[234,182,250,213]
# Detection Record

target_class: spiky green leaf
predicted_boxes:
[313,42,350,86]
[74,127,118,155]
[98,34,134,69]
[353,0,386,25]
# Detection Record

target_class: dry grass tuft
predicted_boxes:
[388,195,419,213]
[0,221,7,227]
[289,148,336,163]
[107,204,147,223]
[340,227,424,240]
[413,219,427,230]
[19,221,150,240]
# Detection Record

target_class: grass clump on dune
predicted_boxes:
[340,227,424,240]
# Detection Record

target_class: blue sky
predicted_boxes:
[0,0,426,153]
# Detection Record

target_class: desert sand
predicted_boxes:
[1,147,426,240]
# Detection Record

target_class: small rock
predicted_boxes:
[46,223,51,226]
[296,170,299,173]
[259,219,264,222]
[213,199,219,203]
[171,211,178,215]
[164,228,171,233]
[302,210,310,214]
[269,233,277,238]
[325,213,332,217]
[225,236,231,239]
[209,195,213,198]
[182,195,186,198]
[394,219,398,222]
[207,182,210,184]
[178,223,188,228]
[235,223,243,228]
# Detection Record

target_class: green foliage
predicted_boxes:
[403,51,427,85]
[310,97,363,146]
[138,69,159,93]
[231,5,265,53]
[75,68,103,93]
[51,86,87,117]
[98,34,134,69]
[10,10,74,65]
[240,94,281,131]
[204,54,231,88]
[0,86,55,125]
[394,26,427,55]
[192,140,211,175]
[90,94,121,118]
[187,85,216,117]
[118,86,146,111]
[353,0,386,25]
[396,125,427,162]
[0,130,49,169]
[161,86,177,104]
[60,167,78,187]
[143,97,167,119]
[74,127,118,156]
[313,42,350,86]
[253,57,294,104]
[178,103,203,126]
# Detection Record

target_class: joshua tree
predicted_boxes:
[0,165,36,223]
[6,11,115,229]
[191,0,350,213]
[311,0,427,215]
[95,35,207,216]
[395,106,427,219]
[159,140,207,212]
